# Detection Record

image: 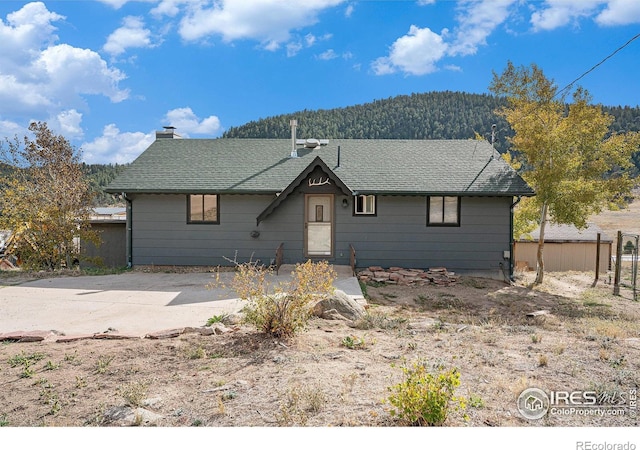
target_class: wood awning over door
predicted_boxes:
[256,156,351,225]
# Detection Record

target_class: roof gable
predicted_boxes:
[256,156,351,225]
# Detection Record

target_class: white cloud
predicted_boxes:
[162,107,222,136]
[177,0,345,49]
[97,0,157,9]
[285,32,331,57]
[0,120,26,138]
[530,0,605,31]
[371,25,448,76]
[286,41,304,57]
[81,124,154,164]
[0,2,64,74]
[596,0,640,25]
[0,3,129,123]
[103,16,155,56]
[0,74,53,114]
[318,49,338,60]
[38,44,129,103]
[51,109,84,140]
[345,4,354,17]
[371,0,639,78]
[444,64,462,72]
[448,0,515,56]
[151,0,191,17]
[305,33,317,47]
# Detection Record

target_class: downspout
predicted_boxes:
[124,193,132,269]
[509,195,522,282]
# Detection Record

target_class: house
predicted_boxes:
[106,127,534,279]
[514,223,612,273]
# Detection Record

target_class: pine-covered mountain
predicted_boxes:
[3,91,640,206]
[81,163,129,206]
[0,162,128,206]
[223,91,640,158]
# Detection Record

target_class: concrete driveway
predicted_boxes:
[0,265,363,337]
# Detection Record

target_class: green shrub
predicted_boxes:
[387,360,466,426]
[206,314,228,326]
[231,260,336,338]
[341,335,368,350]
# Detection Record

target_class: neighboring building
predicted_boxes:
[90,207,126,221]
[106,128,534,278]
[80,207,127,268]
[514,223,612,273]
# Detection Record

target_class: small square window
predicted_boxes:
[188,194,219,224]
[427,196,459,226]
[354,195,376,215]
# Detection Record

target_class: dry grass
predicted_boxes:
[0,270,638,427]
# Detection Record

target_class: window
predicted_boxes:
[354,195,376,215]
[188,194,219,223]
[427,196,460,226]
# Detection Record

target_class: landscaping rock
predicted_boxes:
[312,290,366,321]
[222,313,244,326]
[211,323,231,335]
[145,328,185,339]
[0,330,56,342]
[358,265,458,287]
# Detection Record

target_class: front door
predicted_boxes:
[305,194,333,257]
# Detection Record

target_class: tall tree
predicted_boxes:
[0,122,100,269]
[490,62,640,284]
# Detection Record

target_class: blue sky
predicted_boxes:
[0,0,639,164]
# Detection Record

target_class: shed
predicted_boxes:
[514,223,612,273]
[80,208,127,268]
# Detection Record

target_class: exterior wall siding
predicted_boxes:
[131,193,300,266]
[81,222,127,268]
[131,193,512,276]
[336,195,511,274]
[514,241,612,273]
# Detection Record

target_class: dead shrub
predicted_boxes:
[227,260,336,338]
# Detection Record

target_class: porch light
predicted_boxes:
[342,198,349,208]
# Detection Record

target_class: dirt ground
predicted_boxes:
[0,269,638,428]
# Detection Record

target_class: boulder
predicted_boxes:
[222,312,244,326]
[312,290,366,321]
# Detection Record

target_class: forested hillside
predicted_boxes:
[223,91,640,158]
[82,163,129,205]
[0,162,127,206]
[3,91,640,207]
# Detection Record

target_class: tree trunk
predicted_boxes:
[535,202,548,285]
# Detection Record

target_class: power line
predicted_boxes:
[556,32,640,100]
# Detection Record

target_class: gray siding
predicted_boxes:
[131,193,300,266]
[335,195,511,274]
[130,194,512,275]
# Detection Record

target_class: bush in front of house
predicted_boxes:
[387,360,467,426]
[232,260,336,338]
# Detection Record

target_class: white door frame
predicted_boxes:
[304,194,334,257]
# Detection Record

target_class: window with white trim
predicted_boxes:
[354,195,376,215]
[427,196,460,226]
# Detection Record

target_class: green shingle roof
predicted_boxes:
[106,138,534,196]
